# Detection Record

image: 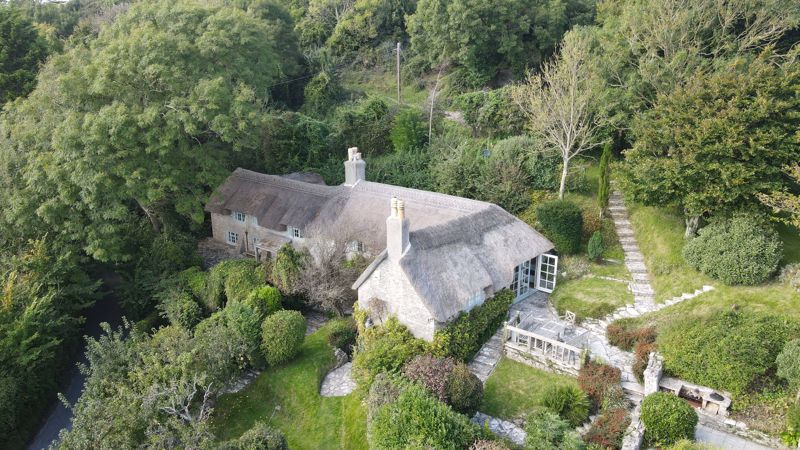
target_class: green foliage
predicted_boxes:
[369,382,483,450]
[683,215,782,285]
[260,310,306,366]
[431,289,515,361]
[224,260,266,304]
[621,54,800,223]
[606,324,656,352]
[352,317,427,387]
[330,96,394,156]
[446,363,483,416]
[536,200,584,254]
[658,310,798,395]
[480,137,534,214]
[260,111,335,174]
[782,403,800,448]
[541,384,590,427]
[587,231,604,261]
[326,0,415,55]
[597,142,612,214]
[390,108,428,153]
[577,361,621,410]
[367,372,412,420]
[270,244,304,297]
[327,318,358,349]
[584,407,630,450]
[221,421,288,450]
[195,304,264,379]
[453,87,525,137]
[0,0,295,262]
[524,408,586,450]
[0,6,50,103]
[367,149,436,190]
[303,71,343,117]
[407,0,593,87]
[158,290,204,330]
[180,266,207,299]
[776,339,800,391]
[245,286,283,321]
[641,392,698,447]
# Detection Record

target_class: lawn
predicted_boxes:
[480,357,580,421]
[340,69,433,111]
[550,273,632,321]
[211,320,368,450]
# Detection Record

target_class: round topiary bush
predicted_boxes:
[640,392,698,446]
[327,318,358,351]
[536,200,583,254]
[245,286,282,320]
[160,290,204,329]
[221,421,287,450]
[541,384,590,427]
[403,354,456,402]
[682,215,782,285]
[260,310,306,366]
[446,363,483,416]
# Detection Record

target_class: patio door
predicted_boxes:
[511,260,533,301]
[536,254,558,293]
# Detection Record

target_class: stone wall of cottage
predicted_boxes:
[357,259,437,341]
[210,212,297,256]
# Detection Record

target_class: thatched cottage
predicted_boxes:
[205,148,557,340]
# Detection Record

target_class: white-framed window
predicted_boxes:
[347,240,365,253]
[233,211,246,222]
[288,226,303,238]
[226,231,239,245]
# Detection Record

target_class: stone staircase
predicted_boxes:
[608,192,655,308]
[468,328,505,383]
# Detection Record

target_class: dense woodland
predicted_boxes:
[0,0,798,449]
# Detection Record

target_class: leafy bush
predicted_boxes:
[782,403,800,448]
[607,324,656,352]
[584,408,630,449]
[224,260,265,304]
[582,211,603,243]
[659,311,798,395]
[245,286,282,321]
[368,149,435,191]
[158,290,204,330]
[683,215,782,285]
[390,108,428,153]
[327,318,358,350]
[369,383,483,450]
[260,310,306,366]
[780,263,800,292]
[641,392,698,446]
[526,151,562,191]
[446,363,483,416]
[452,87,525,138]
[352,317,427,387]
[524,409,585,450]
[259,111,334,174]
[269,244,303,297]
[587,231,604,261]
[179,266,207,299]
[403,355,456,402]
[777,339,800,392]
[541,385,590,427]
[633,341,656,382]
[431,289,514,361]
[480,136,534,214]
[331,96,394,156]
[194,310,257,383]
[536,200,583,254]
[204,259,262,310]
[302,71,342,117]
[578,361,621,409]
[367,373,411,420]
[221,421,288,450]
[469,440,511,450]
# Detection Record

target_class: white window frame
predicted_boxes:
[226,231,239,245]
[347,240,365,253]
[233,211,246,222]
[536,254,559,293]
[288,226,303,239]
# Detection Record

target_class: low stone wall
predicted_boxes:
[504,345,579,377]
[697,411,789,450]
[621,405,645,450]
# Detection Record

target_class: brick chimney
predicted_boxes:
[344,147,366,186]
[386,197,410,260]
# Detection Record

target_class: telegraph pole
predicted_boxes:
[396,42,402,104]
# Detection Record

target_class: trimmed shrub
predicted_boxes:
[587,231,604,261]
[390,108,428,153]
[446,363,483,416]
[221,421,287,450]
[777,339,800,395]
[367,373,411,420]
[683,215,782,285]
[578,361,621,409]
[536,200,583,254]
[641,392,698,446]
[179,266,207,299]
[352,317,427,387]
[524,409,585,450]
[245,286,282,320]
[431,289,514,361]
[633,341,656,382]
[541,385,590,427]
[584,408,630,449]
[159,290,203,329]
[327,318,358,351]
[659,311,798,395]
[225,301,267,368]
[224,261,265,304]
[403,355,456,402]
[369,383,483,450]
[260,310,306,366]
[269,244,303,296]
[607,324,656,352]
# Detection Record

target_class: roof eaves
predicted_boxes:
[351,249,388,290]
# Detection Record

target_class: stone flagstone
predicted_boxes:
[472,412,526,446]
[320,362,357,397]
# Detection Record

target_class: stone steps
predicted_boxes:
[468,328,505,383]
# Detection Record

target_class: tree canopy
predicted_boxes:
[0,6,50,103]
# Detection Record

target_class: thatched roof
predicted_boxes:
[207,168,554,323]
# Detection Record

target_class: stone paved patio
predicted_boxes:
[320,362,357,397]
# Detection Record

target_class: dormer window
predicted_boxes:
[347,240,365,253]
[233,212,246,222]
[288,226,303,239]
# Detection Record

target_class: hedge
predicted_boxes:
[578,361,621,410]
[536,200,583,254]
[431,289,515,361]
[245,286,282,320]
[641,392,697,446]
[220,422,288,450]
[584,408,630,449]
[683,215,782,285]
[524,409,585,449]
[260,310,306,366]
[352,317,427,387]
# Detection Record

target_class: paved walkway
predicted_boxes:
[320,362,357,397]
[695,424,777,450]
[472,412,526,446]
[305,310,329,335]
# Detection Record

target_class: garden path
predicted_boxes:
[319,362,357,397]
[471,412,526,446]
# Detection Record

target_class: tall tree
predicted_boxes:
[597,142,612,218]
[0,0,296,262]
[759,165,800,229]
[0,6,49,103]
[621,52,800,236]
[513,28,607,199]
